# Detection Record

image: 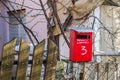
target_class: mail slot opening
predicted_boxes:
[76,35,90,39]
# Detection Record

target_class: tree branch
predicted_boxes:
[39,0,55,42]
[49,0,70,47]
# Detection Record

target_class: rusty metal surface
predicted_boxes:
[16,39,30,80]
[30,40,45,80]
[44,39,58,80]
[0,38,16,80]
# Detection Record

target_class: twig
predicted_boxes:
[39,0,55,42]
[0,0,39,45]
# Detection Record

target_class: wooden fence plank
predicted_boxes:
[79,63,85,80]
[97,63,105,80]
[30,40,45,80]
[0,38,17,80]
[44,39,58,80]
[97,63,113,80]
[83,63,96,80]
[16,39,30,80]
[107,63,115,80]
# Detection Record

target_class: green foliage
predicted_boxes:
[55,61,65,80]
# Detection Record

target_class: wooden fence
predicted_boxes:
[0,38,58,80]
[1,38,120,80]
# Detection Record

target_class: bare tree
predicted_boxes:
[1,0,120,79]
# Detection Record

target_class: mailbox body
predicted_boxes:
[70,28,93,62]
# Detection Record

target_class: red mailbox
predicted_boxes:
[70,28,93,62]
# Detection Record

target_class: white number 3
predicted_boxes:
[81,46,87,55]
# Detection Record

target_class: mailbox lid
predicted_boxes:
[70,27,94,32]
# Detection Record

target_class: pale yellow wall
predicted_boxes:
[100,5,120,54]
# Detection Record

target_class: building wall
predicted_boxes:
[8,0,47,42]
[0,1,9,60]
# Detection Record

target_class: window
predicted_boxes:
[8,9,26,45]
[100,5,120,54]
